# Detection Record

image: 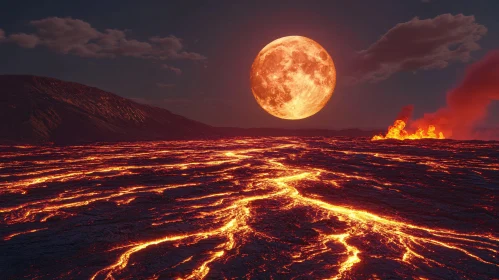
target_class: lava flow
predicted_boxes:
[0,137,497,279]
[372,119,445,141]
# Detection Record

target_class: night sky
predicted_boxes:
[1,0,498,129]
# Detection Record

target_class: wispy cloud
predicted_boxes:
[161,64,182,75]
[349,14,487,83]
[1,17,206,61]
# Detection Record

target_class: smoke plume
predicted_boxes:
[412,50,499,140]
[396,105,414,123]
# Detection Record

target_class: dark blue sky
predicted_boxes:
[1,0,498,129]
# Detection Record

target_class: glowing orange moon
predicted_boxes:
[250,36,336,119]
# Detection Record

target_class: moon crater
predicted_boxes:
[250,36,336,119]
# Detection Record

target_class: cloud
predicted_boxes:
[0,29,5,40]
[156,83,176,88]
[161,64,182,75]
[8,33,39,48]
[29,17,100,53]
[1,17,206,61]
[350,14,487,83]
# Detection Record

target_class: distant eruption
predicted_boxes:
[372,119,445,141]
[373,50,499,141]
[373,105,445,140]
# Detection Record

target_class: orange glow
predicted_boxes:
[250,36,336,119]
[372,120,445,140]
[1,138,497,279]
[3,227,48,241]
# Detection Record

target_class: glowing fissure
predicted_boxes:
[1,138,497,279]
[3,227,48,241]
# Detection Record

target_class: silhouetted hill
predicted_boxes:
[0,75,380,144]
[0,75,214,144]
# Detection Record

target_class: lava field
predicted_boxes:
[0,137,498,279]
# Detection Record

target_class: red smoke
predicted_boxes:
[396,105,414,123]
[412,50,499,140]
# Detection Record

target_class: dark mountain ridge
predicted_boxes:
[0,75,379,144]
[0,75,214,144]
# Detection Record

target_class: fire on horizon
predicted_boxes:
[374,50,499,141]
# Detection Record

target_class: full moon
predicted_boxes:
[250,36,336,119]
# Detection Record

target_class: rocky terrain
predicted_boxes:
[0,137,497,279]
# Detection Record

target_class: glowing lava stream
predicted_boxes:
[89,150,498,280]
[2,139,498,279]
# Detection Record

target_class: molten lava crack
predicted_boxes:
[1,138,497,279]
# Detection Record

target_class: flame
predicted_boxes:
[372,119,445,141]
